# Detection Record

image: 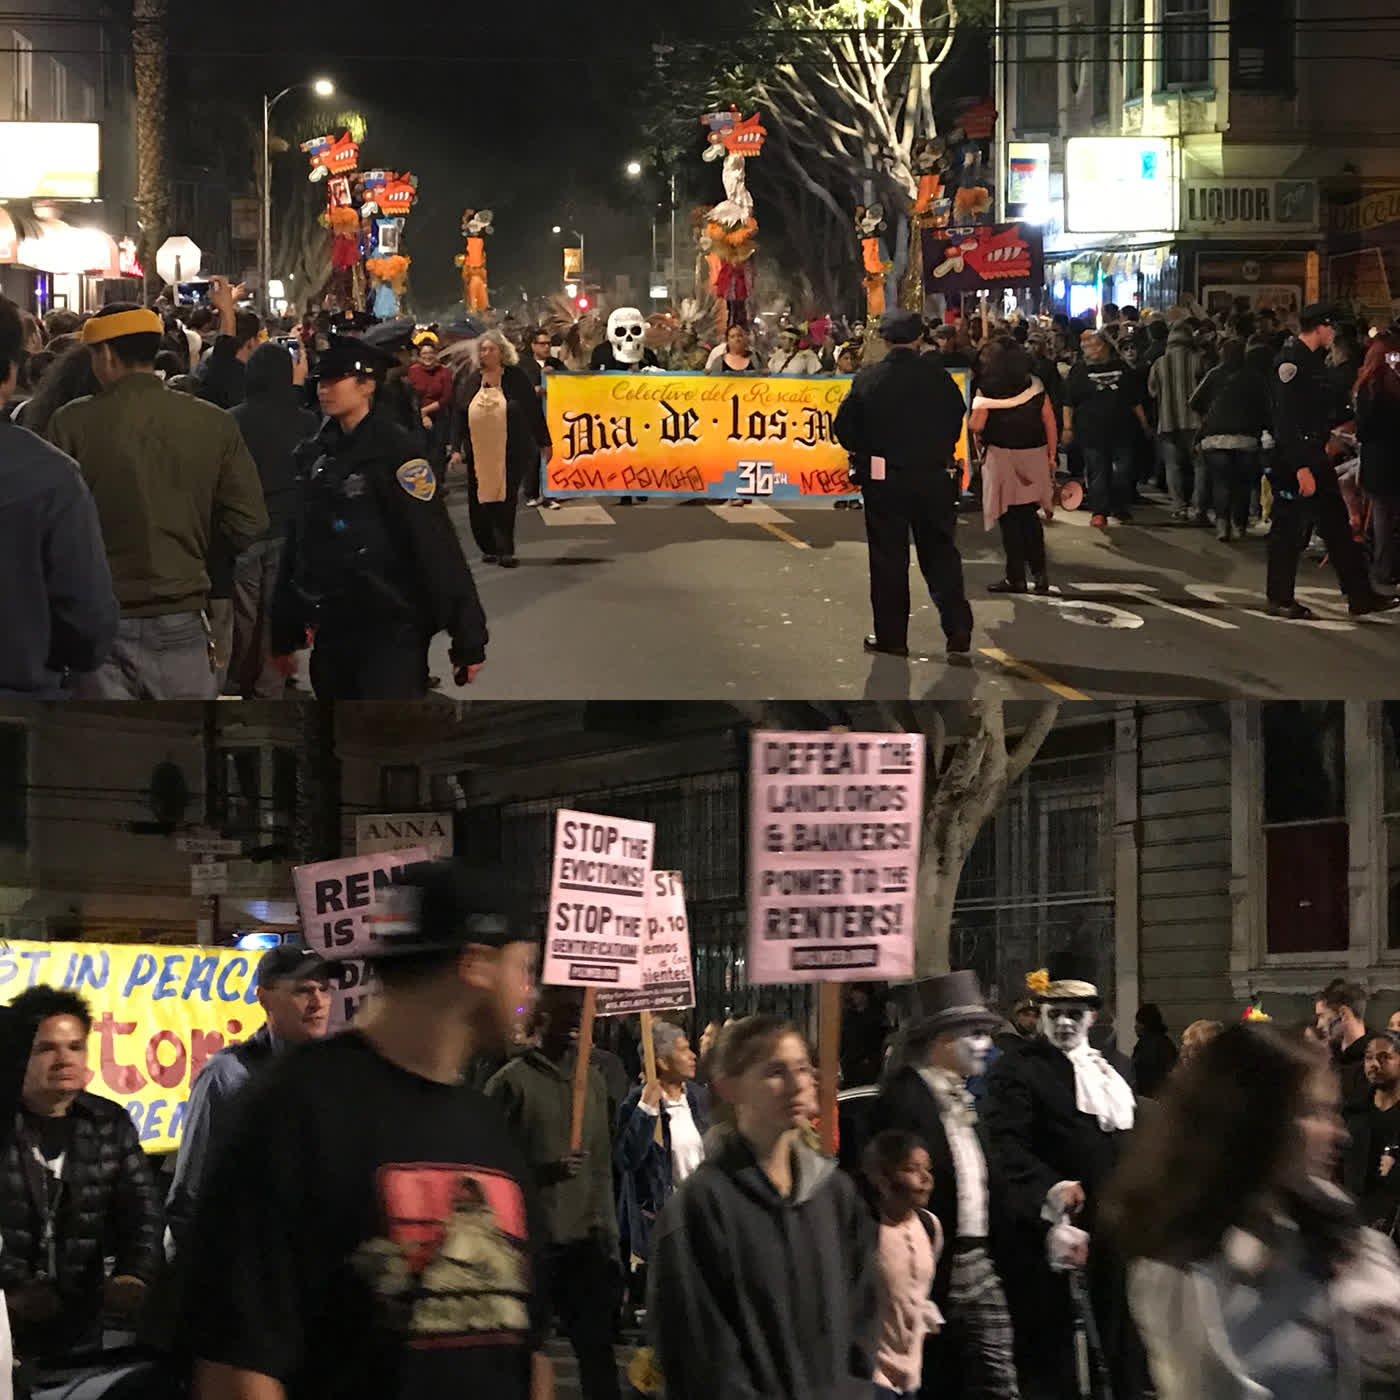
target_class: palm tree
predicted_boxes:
[132,0,171,300]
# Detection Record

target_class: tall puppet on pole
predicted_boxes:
[455,209,494,314]
[700,107,765,329]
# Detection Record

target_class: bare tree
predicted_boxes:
[131,0,171,299]
[739,699,1059,974]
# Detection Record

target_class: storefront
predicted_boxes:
[1325,184,1400,324]
[11,219,124,314]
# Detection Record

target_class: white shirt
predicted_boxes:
[919,1066,990,1240]
[639,1090,705,1185]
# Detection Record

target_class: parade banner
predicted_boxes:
[0,940,267,1151]
[596,870,696,1017]
[543,810,654,989]
[747,732,925,984]
[545,372,970,500]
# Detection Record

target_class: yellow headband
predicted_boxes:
[82,309,163,344]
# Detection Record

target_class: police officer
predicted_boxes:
[833,308,974,657]
[1268,303,1397,619]
[270,334,488,698]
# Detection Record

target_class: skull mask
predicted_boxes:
[608,307,647,366]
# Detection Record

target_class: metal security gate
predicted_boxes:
[950,747,1116,1013]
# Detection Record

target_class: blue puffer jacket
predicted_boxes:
[614,1080,709,1263]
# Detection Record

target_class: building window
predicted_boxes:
[215,745,296,838]
[1262,702,1348,955]
[1125,0,1145,98]
[1161,0,1209,88]
[1016,9,1060,133]
[11,33,32,120]
[1382,704,1400,950]
[1092,0,1112,119]
[0,725,26,847]
[379,765,421,810]
[49,59,67,120]
[1230,0,1294,93]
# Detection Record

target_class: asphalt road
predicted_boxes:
[425,489,1400,702]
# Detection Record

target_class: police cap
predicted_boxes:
[879,309,926,344]
[359,861,532,963]
[362,318,419,354]
[1299,302,1336,332]
[316,333,396,382]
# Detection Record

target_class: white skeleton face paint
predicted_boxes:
[1041,1003,1094,1053]
[952,1032,993,1078]
[607,307,647,365]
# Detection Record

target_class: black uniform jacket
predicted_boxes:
[869,1065,1014,1315]
[270,408,487,665]
[832,347,967,481]
[1270,337,1343,490]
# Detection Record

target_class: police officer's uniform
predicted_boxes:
[833,309,974,656]
[271,336,487,699]
[1267,304,1395,619]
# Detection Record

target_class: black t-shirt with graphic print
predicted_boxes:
[182,1031,547,1400]
[1064,356,1148,449]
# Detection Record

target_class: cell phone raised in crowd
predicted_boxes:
[279,336,301,361]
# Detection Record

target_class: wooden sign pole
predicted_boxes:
[819,981,841,1157]
[639,1009,664,1146]
[569,987,597,1155]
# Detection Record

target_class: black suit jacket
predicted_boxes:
[870,1065,1010,1314]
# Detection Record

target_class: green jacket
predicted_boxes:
[485,1047,619,1256]
[49,374,268,616]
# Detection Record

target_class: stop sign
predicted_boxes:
[156,236,202,286]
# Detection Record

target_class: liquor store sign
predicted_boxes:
[1181,179,1318,236]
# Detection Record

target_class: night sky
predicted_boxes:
[169,0,739,312]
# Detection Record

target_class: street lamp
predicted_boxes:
[625,160,643,177]
[624,160,679,304]
[552,223,585,284]
[262,76,334,316]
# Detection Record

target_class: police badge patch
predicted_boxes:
[396,459,437,501]
[1278,363,1298,383]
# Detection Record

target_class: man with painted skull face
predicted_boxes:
[982,956,1147,1400]
[871,971,1022,1400]
[590,308,660,505]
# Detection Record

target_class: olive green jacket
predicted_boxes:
[49,373,268,615]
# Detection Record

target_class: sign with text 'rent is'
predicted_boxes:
[596,871,697,1016]
[355,812,455,859]
[0,941,267,1151]
[544,810,654,988]
[292,848,433,959]
[748,732,925,984]
[545,372,971,499]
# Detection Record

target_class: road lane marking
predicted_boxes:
[1182,583,1353,631]
[978,647,1091,700]
[707,503,793,524]
[758,522,811,549]
[1069,581,1238,629]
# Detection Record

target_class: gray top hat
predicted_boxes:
[914,970,1001,1038]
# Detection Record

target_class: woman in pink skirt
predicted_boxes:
[969,340,1059,593]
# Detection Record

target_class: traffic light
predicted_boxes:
[577,295,591,310]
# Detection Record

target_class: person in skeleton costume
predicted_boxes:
[590,308,660,372]
[982,956,1148,1400]
[590,308,659,504]
[872,971,1021,1400]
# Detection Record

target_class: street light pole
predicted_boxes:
[261,78,333,319]
[669,170,678,305]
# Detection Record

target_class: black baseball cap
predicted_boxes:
[1299,302,1336,331]
[879,309,926,344]
[316,332,396,382]
[256,945,330,987]
[364,861,532,962]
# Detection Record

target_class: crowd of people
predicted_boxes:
[1,868,1399,1400]
[5,281,1400,700]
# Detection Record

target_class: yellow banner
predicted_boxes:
[544,371,970,499]
[0,941,266,1152]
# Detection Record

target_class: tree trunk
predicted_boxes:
[131,0,170,301]
[916,700,1060,974]
[294,700,341,865]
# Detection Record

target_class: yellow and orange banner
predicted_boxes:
[544,371,970,500]
[0,941,267,1152]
